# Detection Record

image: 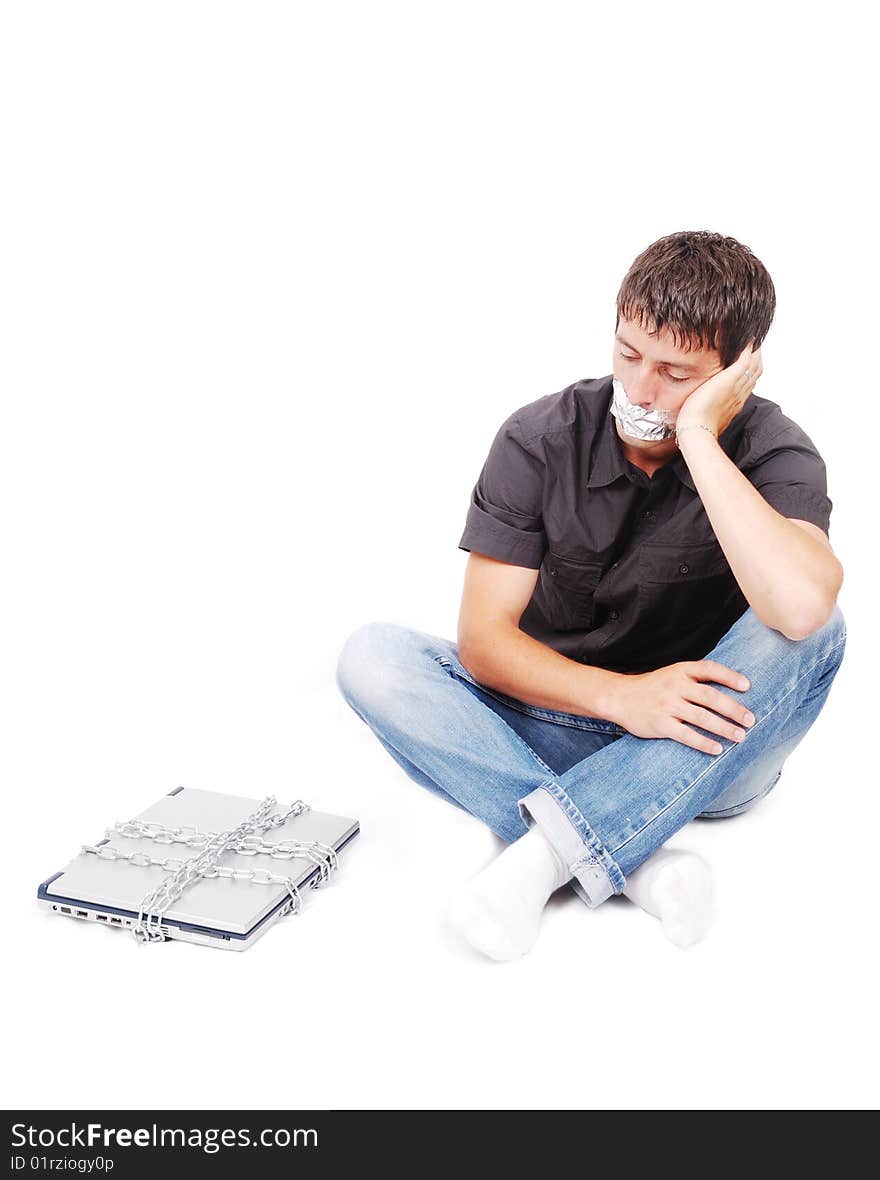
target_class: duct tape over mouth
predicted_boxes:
[610,376,678,442]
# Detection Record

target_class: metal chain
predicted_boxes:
[232,835,339,881]
[109,798,311,849]
[82,836,337,887]
[79,795,338,944]
[102,801,338,883]
[134,795,278,943]
[81,840,306,892]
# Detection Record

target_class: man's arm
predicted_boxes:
[455,363,786,745]
[671,342,843,640]
[456,553,755,752]
[457,553,621,720]
[677,427,843,640]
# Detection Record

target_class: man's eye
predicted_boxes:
[622,350,690,384]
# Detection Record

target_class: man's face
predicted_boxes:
[612,313,724,451]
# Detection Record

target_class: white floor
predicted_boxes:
[6,663,875,1112]
[3,0,875,1113]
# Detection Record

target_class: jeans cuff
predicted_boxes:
[518,781,627,908]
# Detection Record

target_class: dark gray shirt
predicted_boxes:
[458,374,833,674]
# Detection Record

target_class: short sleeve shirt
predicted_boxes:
[458,374,833,674]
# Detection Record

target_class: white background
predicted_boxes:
[1,1,876,1111]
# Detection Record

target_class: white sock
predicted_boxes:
[444,830,714,960]
[622,847,714,948]
[444,827,570,961]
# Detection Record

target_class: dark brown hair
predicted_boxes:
[615,230,776,368]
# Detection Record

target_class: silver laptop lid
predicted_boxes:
[41,787,359,937]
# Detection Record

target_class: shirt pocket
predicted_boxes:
[540,552,605,632]
[637,541,733,649]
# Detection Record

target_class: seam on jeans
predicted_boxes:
[433,658,558,777]
[609,635,847,857]
[539,781,626,895]
[432,655,623,736]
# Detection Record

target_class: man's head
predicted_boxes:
[611,230,775,454]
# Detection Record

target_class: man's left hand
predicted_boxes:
[675,342,763,439]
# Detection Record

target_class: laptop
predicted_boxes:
[37,786,360,950]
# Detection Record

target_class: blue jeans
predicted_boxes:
[335,605,846,908]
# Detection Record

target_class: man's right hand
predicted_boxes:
[603,660,757,755]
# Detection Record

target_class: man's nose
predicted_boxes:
[626,371,660,407]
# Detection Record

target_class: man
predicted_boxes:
[335,230,846,959]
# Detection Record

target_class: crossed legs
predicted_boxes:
[336,605,846,958]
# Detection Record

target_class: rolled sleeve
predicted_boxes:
[458,411,547,568]
[747,424,833,535]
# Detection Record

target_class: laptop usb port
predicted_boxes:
[110,917,122,925]
[96,914,108,921]
[76,910,88,918]
[60,906,71,914]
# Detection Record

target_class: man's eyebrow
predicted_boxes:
[615,334,701,371]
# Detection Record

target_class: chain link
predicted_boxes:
[82,839,307,901]
[103,801,337,881]
[109,798,310,849]
[81,844,191,873]
[79,795,339,944]
[134,795,277,943]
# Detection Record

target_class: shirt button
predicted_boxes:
[679,564,690,574]
[611,562,619,569]
[609,610,620,620]
[550,568,557,576]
